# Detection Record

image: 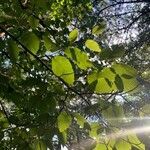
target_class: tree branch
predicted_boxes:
[0,100,11,125]
[97,0,149,16]
[0,26,91,106]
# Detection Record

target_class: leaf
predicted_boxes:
[20,32,40,54]
[85,39,101,52]
[140,104,150,116]
[128,134,145,150]
[112,64,137,76]
[115,74,124,92]
[112,64,138,92]
[28,16,39,29]
[57,112,72,132]
[87,68,117,93]
[94,143,111,150]
[8,40,20,63]
[52,56,74,85]
[33,0,48,10]
[99,48,112,60]
[30,140,47,150]
[95,78,113,93]
[121,74,133,79]
[69,28,78,42]
[102,104,124,125]
[115,139,131,150]
[74,113,86,128]
[111,44,125,58]
[43,35,56,51]
[87,64,138,93]
[87,70,99,84]
[65,48,93,70]
[89,122,101,139]
[62,131,67,144]
[92,25,105,35]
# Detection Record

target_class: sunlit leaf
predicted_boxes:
[20,32,40,54]
[102,104,124,125]
[57,112,72,132]
[94,143,111,150]
[108,139,116,148]
[89,122,101,138]
[112,64,138,92]
[115,139,131,150]
[69,28,78,42]
[128,134,145,150]
[98,67,116,81]
[140,104,150,116]
[74,113,86,128]
[85,39,101,52]
[121,74,133,79]
[43,35,56,51]
[115,74,124,92]
[65,48,93,70]
[95,78,113,93]
[52,56,74,85]
[92,25,105,35]
[87,70,99,84]
[112,64,137,76]
[87,68,117,93]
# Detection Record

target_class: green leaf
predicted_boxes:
[43,35,56,51]
[140,104,150,116]
[111,45,125,58]
[95,78,113,93]
[87,68,117,93]
[112,64,138,92]
[52,56,74,85]
[94,143,110,150]
[112,64,137,76]
[92,20,106,36]
[30,140,47,150]
[74,113,86,128]
[57,112,72,132]
[62,131,67,144]
[115,74,124,92]
[20,32,40,54]
[121,74,133,79]
[89,122,101,138]
[65,48,93,70]
[87,64,138,93]
[92,25,105,35]
[28,16,39,29]
[115,139,131,150]
[98,67,116,81]
[128,134,145,150]
[87,70,99,84]
[102,104,124,125]
[85,39,101,52]
[8,40,20,63]
[99,48,112,60]
[69,28,78,42]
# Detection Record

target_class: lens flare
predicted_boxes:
[105,117,150,139]
[69,117,150,150]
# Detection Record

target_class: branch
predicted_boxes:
[0,26,91,106]
[0,100,11,125]
[97,0,148,16]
